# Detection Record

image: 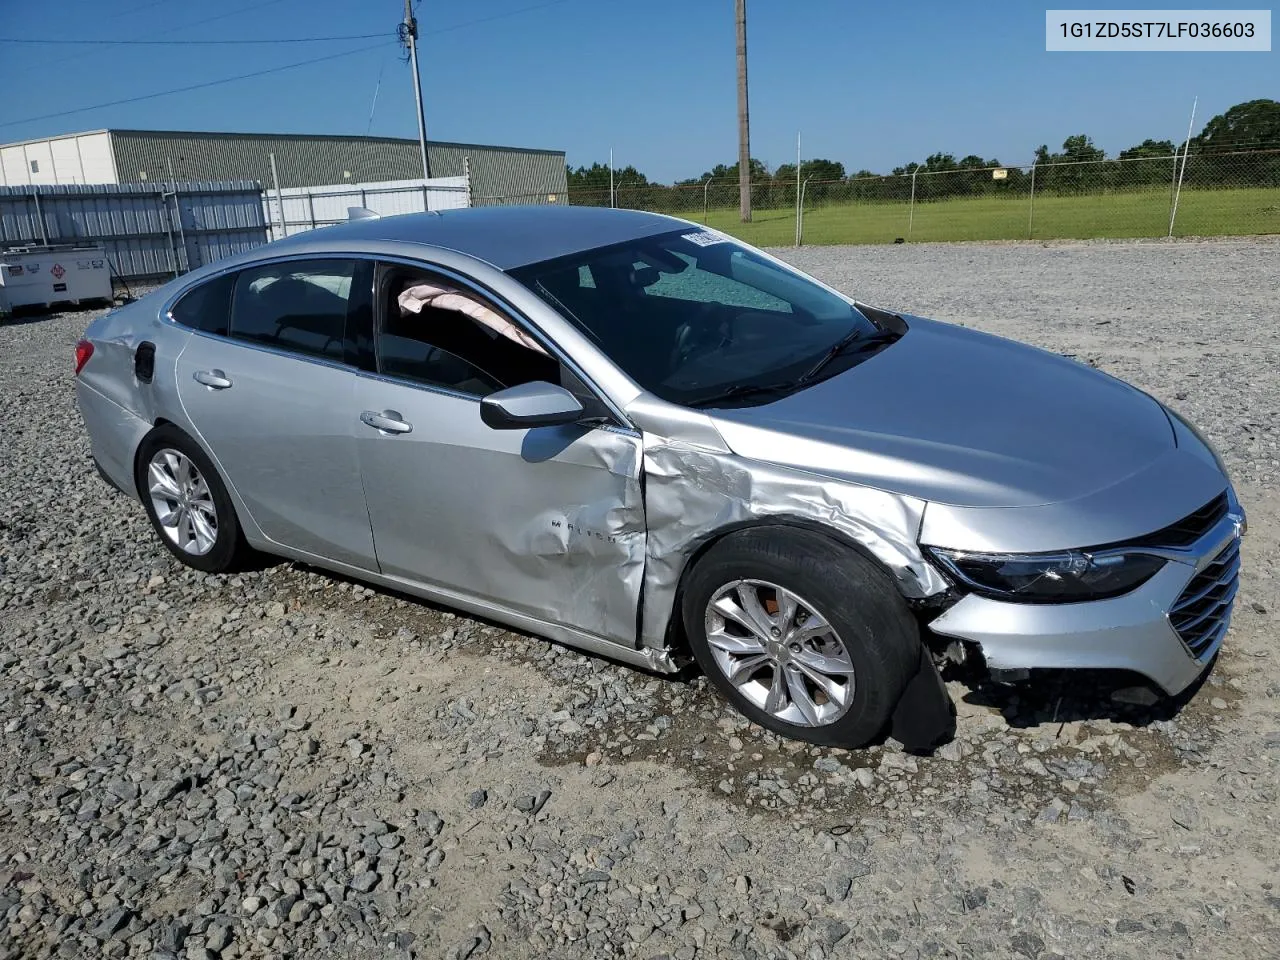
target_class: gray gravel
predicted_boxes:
[2,236,1279,959]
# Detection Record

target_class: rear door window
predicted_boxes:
[170,273,234,335]
[228,259,357,362]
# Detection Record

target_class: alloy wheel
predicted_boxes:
[147,448,219,556]
[703,579,856,727]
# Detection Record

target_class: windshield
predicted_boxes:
[509,228,882,406]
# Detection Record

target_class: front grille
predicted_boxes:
[1133,492,1229,549]
[1169,537,1240,660]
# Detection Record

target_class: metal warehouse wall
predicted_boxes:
[0,181,267,282]
[107,130,566,201]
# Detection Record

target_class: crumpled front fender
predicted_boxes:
[637,432,950,652]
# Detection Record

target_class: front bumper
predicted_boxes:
[927,504,1244,695]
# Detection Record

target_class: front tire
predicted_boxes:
[135,425,248,574]
[682,527,921,747]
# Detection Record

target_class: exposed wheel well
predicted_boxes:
[662,517,906,657]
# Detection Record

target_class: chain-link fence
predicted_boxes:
[469,191,568,207]
[540,148,1279,246]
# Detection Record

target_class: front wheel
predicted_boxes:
[682,527,921,747]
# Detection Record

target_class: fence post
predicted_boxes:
[159,190,180,279]
[797,175,815,247]
[797,178,803,247]
[166,158,189,273]
[307,192,317,230]
[702,177,712,224]
[269,152,287,240]
[907,168,918,237]
[31,189,49,244]
[795,134,802,247]
[1027,162,1036,239]
[1169,96,1198,238]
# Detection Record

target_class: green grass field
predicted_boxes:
[695,187,1280,246]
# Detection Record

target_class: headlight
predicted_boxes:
[926,547,1165,603]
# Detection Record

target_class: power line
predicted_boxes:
[149,0,296,38]
[422,0,579,37]
[0,33,389,46]
[4,0,590,49]
[8,0,584,47]
[37,0,300,76]
[0,41,392,130]
[99,0,175,17]
[1,0,608,133]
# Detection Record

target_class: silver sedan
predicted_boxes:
[74,206,1244,748]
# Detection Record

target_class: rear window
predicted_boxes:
[170,274,233,335]
[228,260,357,362]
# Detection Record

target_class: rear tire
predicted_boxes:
[135,424,249,574]
[682,527,920,747]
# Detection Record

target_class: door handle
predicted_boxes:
[193,369,232,390]
[360,410,413,435]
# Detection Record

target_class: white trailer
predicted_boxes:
[0,244,113,317]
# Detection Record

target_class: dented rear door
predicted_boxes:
[353,376,647,645]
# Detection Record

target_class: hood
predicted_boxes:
[708,317,1175,508]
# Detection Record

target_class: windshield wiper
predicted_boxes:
[689,328,902,408]
[797,328,900,384]
[688,381,798,408]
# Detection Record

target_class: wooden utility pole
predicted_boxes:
[735,0,751,222]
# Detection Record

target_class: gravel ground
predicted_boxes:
[2,236,1279,960]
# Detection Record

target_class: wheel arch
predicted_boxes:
[660,515,912,657]
[131,418,266,545]
[130,416,181,496]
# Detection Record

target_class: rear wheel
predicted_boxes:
[135,425,248,573]
[682,527,920,747]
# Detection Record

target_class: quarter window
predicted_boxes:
[229,259,356,361]
[170,273,234,335]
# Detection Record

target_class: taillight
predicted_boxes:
[74,339,94,376]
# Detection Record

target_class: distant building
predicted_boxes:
[0,129,566,202]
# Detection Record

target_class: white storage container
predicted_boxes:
[0,243,113,317]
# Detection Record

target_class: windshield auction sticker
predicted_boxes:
[682,231,729,247]
[1046,9,1271,50]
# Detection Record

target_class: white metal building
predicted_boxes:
[0,129,567,203]
[1,131,117,186]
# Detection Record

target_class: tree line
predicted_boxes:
[565,99,1280,209]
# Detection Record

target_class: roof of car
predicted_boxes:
[268,205,687,271]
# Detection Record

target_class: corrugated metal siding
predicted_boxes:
[107,130,567,200]
[0,181,267,281]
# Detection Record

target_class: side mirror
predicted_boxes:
[480,381,584,430]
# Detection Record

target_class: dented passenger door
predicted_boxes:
[353,261,647,645]
[354,381,646,644]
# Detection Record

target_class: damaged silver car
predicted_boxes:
[74,206,1244,749]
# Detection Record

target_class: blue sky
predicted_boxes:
[0,0,1274,182]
